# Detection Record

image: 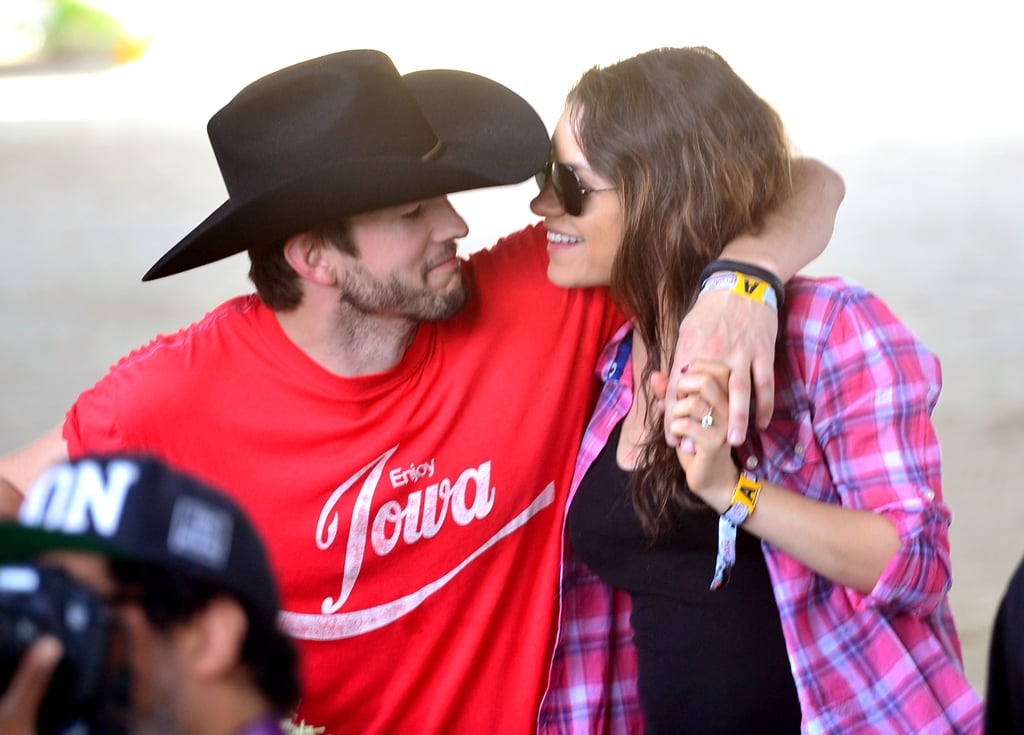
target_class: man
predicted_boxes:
[0,50,842,733]
[0,454,299,735]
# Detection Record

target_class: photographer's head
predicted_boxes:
[0,454,299,735]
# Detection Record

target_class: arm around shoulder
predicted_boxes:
[664,159,845,443]
[719,157,845,281]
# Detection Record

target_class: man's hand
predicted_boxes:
[0,637,63,735]
[663,289,778,447]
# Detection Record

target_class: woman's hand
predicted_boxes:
[662,361,902,595]
[665,359,740,508]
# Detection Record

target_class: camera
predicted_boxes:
[0,562,127,735]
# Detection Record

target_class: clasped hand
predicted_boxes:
[658,359,740,511]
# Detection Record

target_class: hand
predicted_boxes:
[663,289,778,447]
[666,360,739,508]
[0,637,62,735]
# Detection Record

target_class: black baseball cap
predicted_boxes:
[0,454,279,622]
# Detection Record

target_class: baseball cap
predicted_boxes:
[0,454,279,622]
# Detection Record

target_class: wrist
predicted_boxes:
[697,464,742,513]
[698,270,778,311]
[700,259,785,310]
[721,469,762,526]
[710,466,763,591]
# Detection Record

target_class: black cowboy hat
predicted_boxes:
[142,49,549,280]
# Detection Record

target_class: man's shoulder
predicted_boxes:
[114,294,264,371]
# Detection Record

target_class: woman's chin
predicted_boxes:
[545,262,609,289]
[546,262,580,288]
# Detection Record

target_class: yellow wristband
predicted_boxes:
[699,271,778,311]
[722,470,762,525]
[711,469,763,589]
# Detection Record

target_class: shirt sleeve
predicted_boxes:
[63,354,137,458]
[806,282,952,615]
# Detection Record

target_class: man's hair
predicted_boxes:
[110,559,300,714]
[567,46,792,537]
[248,218,357,310]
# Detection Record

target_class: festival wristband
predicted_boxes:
[699,271,778,311]
[700,258,785,309]
[710,470,763,590]
[723,470,762,524]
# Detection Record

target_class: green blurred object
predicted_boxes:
[47,0,123,53]
[45,0,148,63]
[0,0,149,69]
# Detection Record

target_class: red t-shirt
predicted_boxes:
[64,224,622,734]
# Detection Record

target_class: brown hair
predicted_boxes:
[247,218,357,310]
[568,46,792,536]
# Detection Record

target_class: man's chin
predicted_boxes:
[427,280,469,321]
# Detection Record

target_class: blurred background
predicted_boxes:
[2,0,1021,698]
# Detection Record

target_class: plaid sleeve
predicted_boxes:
[805,281,952,614]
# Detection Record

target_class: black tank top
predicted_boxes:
[567,420,801,734]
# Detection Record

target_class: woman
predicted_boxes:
[534,47,983,733]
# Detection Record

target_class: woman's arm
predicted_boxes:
[670,359,899,594]
[671,285,952,607]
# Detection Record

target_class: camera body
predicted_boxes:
[0,562,125,735]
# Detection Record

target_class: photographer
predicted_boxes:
[0,454,300,735]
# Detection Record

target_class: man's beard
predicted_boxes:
[338,260,469,322]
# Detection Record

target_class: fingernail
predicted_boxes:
[681,438,696,455]
[679,363,689,374]
[728,430,743,446]
[655,399,665,413]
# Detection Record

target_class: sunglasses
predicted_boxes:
[534,160,616,216]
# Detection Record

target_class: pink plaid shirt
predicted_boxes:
[538,276,983,734]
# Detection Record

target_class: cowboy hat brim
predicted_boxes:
[143,65,549,281]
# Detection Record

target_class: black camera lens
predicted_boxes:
[0,563,123,735]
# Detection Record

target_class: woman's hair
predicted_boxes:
[110,559,301,715]
[248,218,356,310]
[567,46,792,537]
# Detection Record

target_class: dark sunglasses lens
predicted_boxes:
[536,161,583,216]
[552,163,583,215]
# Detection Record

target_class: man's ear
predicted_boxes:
[180,596,249,680]
[283,232,338,286]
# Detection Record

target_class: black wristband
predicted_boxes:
[700,259,786,309]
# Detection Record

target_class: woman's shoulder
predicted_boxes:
[781,275,939,382]
[782,275,906,335]
[784,274,871,306]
